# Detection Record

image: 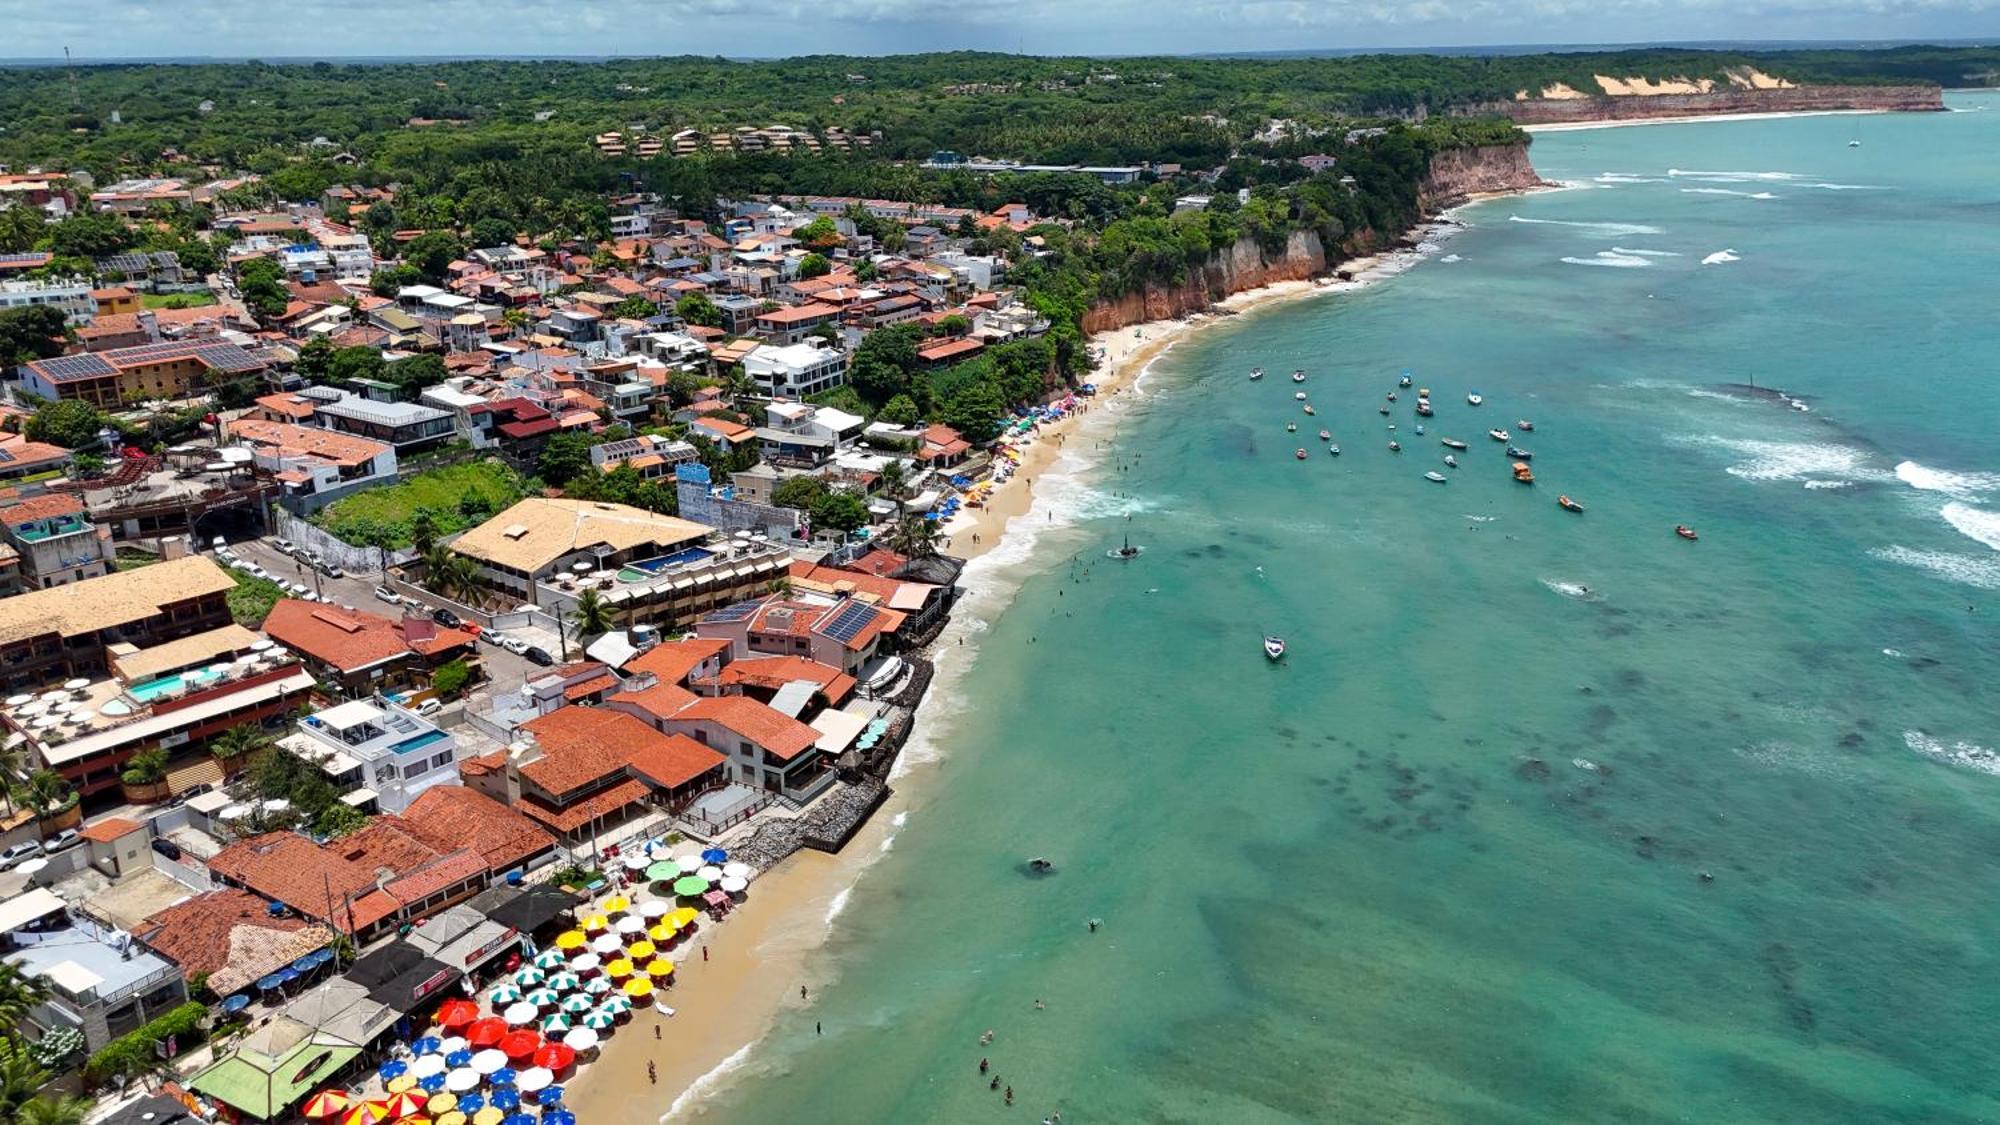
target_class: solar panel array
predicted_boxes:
[0,252,50,266]
[701,600,762,624]
[28,353,117,382]
[28,340,265,383]
[820,601,877,644]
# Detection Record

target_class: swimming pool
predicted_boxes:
[128,667,222,703]
[625,546,714,575]
[393,730,449,755]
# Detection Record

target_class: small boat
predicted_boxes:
[1378,406,1391,416]
[1414,424,1426,435]
[1517,419,1535,432]
[1848,139,1861,148]
[1264,635,1287,661]
[1676,525,1699,540]
[1488,429,1511,442]
[1506,446,1532,460]
[1444,454,1458,468]
[1108,533,1143,560]
[1441,438,1468,450]
[1249,367,1264,380]
[1295,448,1308,460]
[1028,857,1056,873]
[1415,401,1433,416]
[1294,391,1307,401]
[1287,423,1297,433]
[1292,370,1306,383]
[1467,392,1484,406]
[1399,373,1413,387]
[1303,405,1316,416]
[1388,441,1402,452]
[1558,495,1584,513]
[1328,444,1340,456]
[1387,423,1397,431]
[1318,429,1331,441]
[1512,461,1534,484]
[1386,392,1398,402]
[1425,471,1448,483]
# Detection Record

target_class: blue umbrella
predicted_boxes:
[489,1089,522,1112]
[276,966,301,984]
[291,954,319,973]
[414,1036,442,1056]
[457,1094,486,1113]
[542,1111,575,1125]
[502,1114,536,1125]
[308,948,335,968]
[538,1087,564,1106]
[221,994,251,1013]
[446,1049,473,1068]
[700,847,727,864]
[490,1067,518,1088]
[418,1073,446,1093]
[377,1059,408,1081]
[257,972,285,991]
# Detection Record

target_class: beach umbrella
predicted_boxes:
[582,977,612,996]
[410,1054,447,1079]
[466,1019,507,1048]
[580,915,608,932]
[552,930,585,951]
[472,1110,503,1125]
[701,847,727,864]
[499,1030,540,1059]
[644,958,674,979]
[647,923,675,943]
[539,1012,572,1035]
[545,971,580,992]
[622,977,654,999]
[439,1037,469,1056]
[516,1067,554,1094]
[621,852,650,872]
[386,1077,416,1095]
[502,1113,537,1125]
[380,1090,428,1119]
[470,1049,508,1075]
[531,1043,576,1072]
[672,876,709,897]
[531,950,566,971]
[402,1117,433,1125]
[561,1028,599,1052]
[524,987,560,1007]
[378,1059,409,1081]
[414,1036,443,1056]
[719,876,748,895]
[590,933,622,956]
[488,1090,521,1113]
[627,940,656,961]
[303,1090,353,1119]
[342,1103,390,1125]
[559,994,594,1014]
[569,952,600,973]
[605,958,634,978]
[501,1002,539,1026]
[418,1075,446,1095]
[511,967,544,987]
[696,865,723,883]
[578,1009,617,1031]
[487,984,523,1006]
[669,907,700,929]
[637,898,670,919]
[489,1068,519,1089]
[615,915,645,936]
[542,1110,575,1125]
[644,860,678,882]
[721,862,752,881]
[445,1049,473,1069]
[426,1094,457,1117]
[437,1114,467,1125]
[434,999,480,1029]
[595,994,631,1017]
[446,1069,480,1094]
[455,1092,485,1114]
[537,1087,564,1107]
[599,894,631,914]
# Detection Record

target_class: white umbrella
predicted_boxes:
[14,858,48,878]
[5,694,31,707]
[637,899,670,919]
[439,1036,468,1055]
[673,850,705,870]
[38,690,65,702]
[621,853,650,872]
[696,865,723,883]
[471,1049,508,1074]
[570,953,601,973]
[62,678,90,692]
[446,1067,480,1092]
[615,915,645,936]
[719,876,747,894]
[721,862,752,881]
[515,1067,554,1093]
[501,1001,539,1025]
[590,934,622,956]
[561,1027,599,1052]
[410,1054,447,1079]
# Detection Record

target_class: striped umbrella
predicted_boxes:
[341,1102,389,1125]
[523,988,560,1008]
[578,1009,617,1030]
[511,967,545,987]
[380,1090,428,1119]
[487,984,523,1006]
[530,950,566,970]
[544,971,580,992]
[580,915,608,933]
[539,1012,572,1035]
[558,994,594,1014]
[581,977,612,996]
[594,994,631,1016]
[302,1090,353,1119]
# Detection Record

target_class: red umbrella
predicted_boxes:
[530,1043,576,1072]
[465,1018,507,1048]
[434,999,480,1029]
[499,1029,542,1058]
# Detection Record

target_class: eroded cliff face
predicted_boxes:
[1081,143,1545,335]
[1483,83,1943,125]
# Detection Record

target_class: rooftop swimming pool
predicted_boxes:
[127,667,223,703]
[620,546,715,580]
[394,729,449,755]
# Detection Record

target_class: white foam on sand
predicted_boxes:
[1904,730,2000,777]
[1509,215,1663,237]
[665,1042,759,1122]
[1701,249,1742,265]
[1870,545,2000,589]
[1561,251,1654,268]
[1941,502,2000,552]
[1894,460,2000,501]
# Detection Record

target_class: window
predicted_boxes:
[402,761,427,780]
[430,751,453,770]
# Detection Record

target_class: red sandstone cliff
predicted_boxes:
[1481,83,1943,126]
[1419,143,1548,210]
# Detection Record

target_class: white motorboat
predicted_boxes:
[1425,471,1448,483]
[1294,391,1307,400]
[1488,429,1511,442]
[1328,444,1340,456]
[1467,392,1484,406]
[1292,370,1306,383]
[1443,454,1458,468]
[1517,419,1535,432]
[1249,367,1264,380]
[1318,429,1331,441]
[1441,438,1468,450]
[1287,423,1297,433]
[1399,373,1413,387]
[1263,636,1287,661]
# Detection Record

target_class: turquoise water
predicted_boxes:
[708,94,2000,1123]
[128,667,221,702]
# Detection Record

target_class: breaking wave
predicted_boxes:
[1941,502,2000,552]
[1610,246,1680,257]
[1680,187,1780,199]
[1905,730,2000,777]
[1680,435,1878,484]
[1667,169,1804,182]
[1893,461,2000,501]
[1870,545,2000,589]
[1508,215,1664,236]
[1561,250,1654,268]
[1701,249,1742,265]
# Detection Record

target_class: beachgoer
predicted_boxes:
[816,1021,822,1035]
[648,1061,657,1085]
[980,1058,989,1074]
[1034,999,1045,1011]
[1005,1086,1014,1106]
[702,946,709,962]
[990,1075,1001,1091]
[1088,919,1098,933]
[801,985,808,1001]
[654,1025,660,1040]
[980,1029,994,1045]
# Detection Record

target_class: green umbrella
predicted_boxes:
[531,950,566,970]
[644,860,679,882]
[488,984,523,1005]
[579,1009,618,1030]
[512,967,545,987]
[559,994,594,1014]
[525,987,560,1007]
[595,994,632,1016]
[545,971,581,992]
[672,876,710,897]
[540,1012,572,1035]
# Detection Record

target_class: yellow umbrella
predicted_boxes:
[581,915,608,933]
[599,895,631,914]
[644,958,674,978]
[426,1095,457,1116]
[436,1115,467,1125]
[385,1076,416,1095]
[472,1110,503,1125]
[668,907,700,929]
[622,977,654,998]
[553,930,586,951]
[627,940,656,961]
[647,923,674,943]
[605,958,634,978]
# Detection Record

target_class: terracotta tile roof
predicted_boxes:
[717,655,856,704]
[459,750,506,777]
[675,696,820,761]
[0,493,87,526]
[689,417,755,443]
[261,600,410,674]
[847,549,910,578]
[917,336,985,364]
[521,707,644,796]
[227,418,391,470]
[80,816,144,843]
[209,832,382,929]
[401,786,555,872]
[607,680,698,721]
[340,817,446,874]
[135,888,321,978]
[624,732,726,790]
[381,847,486,902]
[254,392,318,420]
[788,560,901,603]
[518,777,651,833]
[622,637,729,686]
[564,672,619,701]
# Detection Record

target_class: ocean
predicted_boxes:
[698,92,2000,1123]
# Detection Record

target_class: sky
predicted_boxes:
[9,0,2000,60]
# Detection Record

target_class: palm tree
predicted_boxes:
[878,459,908,517]
[0,961,50,1026]
[422,544,456,594]
[119,747,170,786]
[410,509,440,556]
[886,515,940,559]
[0,741,26,816]
[0,1036,52,1123]
[439,555,484,609]
[17,771,71,818]
[210,725,272,763]
[20,1093,92,1125]
[572,589,613,637]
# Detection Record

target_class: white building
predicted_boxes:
[743,339,848,398]
[0,278,96,324]
[286,697,461,813]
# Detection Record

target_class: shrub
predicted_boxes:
[83,1000,208,1087]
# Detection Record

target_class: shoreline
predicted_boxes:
[1521,107,1888,133]
[571,213,1485,1124]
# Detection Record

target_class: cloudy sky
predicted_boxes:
[11,0,2000,59]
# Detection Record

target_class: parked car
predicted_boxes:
[211,535,227,550]
[414,697,443,717]
[287,582,311,596]
[460,622,483,638]
[150,838,183,861]
[319,562,346,579]
[500,636,530,656]
[247,565,270,580]
[524,646,555,667]
[480,630,508,647]
[43,829,80,853]
[431,608,462,629]
[0,841,43,870]
[373,586,402,605]
[271,537,296,555]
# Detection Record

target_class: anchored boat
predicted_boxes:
[1467,392,1484,406]
[1441,438,1468,450]
[1512,461,1535,484]
[1488,429,1511,442]
[1249,367,1264,380]
[1558,495,1585,513]
[1264,635,1288,660]
[1425,471,1448,483]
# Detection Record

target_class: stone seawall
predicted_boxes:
[1481,84,1944,126]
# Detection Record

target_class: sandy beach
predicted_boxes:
[1521,108,1886,133]
[565,236,1462,1123]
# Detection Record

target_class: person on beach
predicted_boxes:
[980,1058,989,1074]
[1034,999,1045,1010]
[702,946,709,962]
[654,1025,660,1040]
[1005,1086,1014,1106]
[990,1075,1001,1091]
[801,985,809,1001]
[647,1061,657,1085]
[981,1029,995,1045]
